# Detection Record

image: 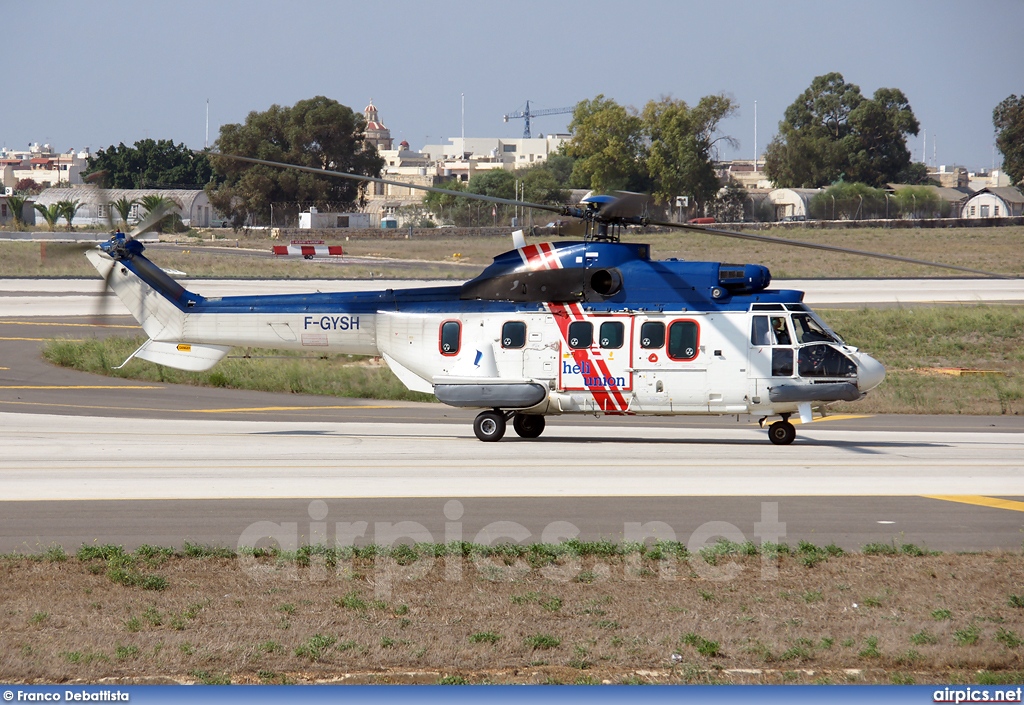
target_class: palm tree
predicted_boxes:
[139,194,179,233]
[33,203,61,232]
[56,199,82,231]
[111,196,138,231]
[5,195,28,229]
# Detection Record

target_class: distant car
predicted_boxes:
[688,217,716,225]
[781,215,807,222]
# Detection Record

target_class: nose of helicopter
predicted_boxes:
[856,352,886,391]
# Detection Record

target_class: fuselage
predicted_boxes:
[87,237,885,422]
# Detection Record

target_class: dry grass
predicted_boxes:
[2,547,1023,685]
[2,224,1023,279]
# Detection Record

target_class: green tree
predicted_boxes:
[565,96,649,193]
[844,87,919,186]
[891,185,942,219]
[83,139,214,189]
[33,202,61,231]
[208,96,384,228]
[542,153,575,187]
[643,94,737,212]
[515,163,569,205]
[5,195,29,228]
[710,180,748,223]
[993,94,1024,185]
[764,73,920,188]
[138,194,181,233]
[56,199,82,231]
[893,161,935,185]
[468,169,516,200]
[422,178,468,226]
[809,182,888,220]
[111,196,138,230]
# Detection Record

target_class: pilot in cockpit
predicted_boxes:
[771,316,791,346]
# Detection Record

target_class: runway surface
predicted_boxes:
[1,281,1022,554]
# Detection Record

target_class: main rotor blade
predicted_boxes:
[128,201,174,240]
[599,191,650,220]
[649,219,1015,279]
[209,152,565,216]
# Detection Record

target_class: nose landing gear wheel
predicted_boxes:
[512,413,546,439]
[473,410,507,442]
[768,420,796,445]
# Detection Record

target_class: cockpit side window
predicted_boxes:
[751,315,771,346]
[770,316,792,346]
[792,313,841,345]
[751,315,792,346]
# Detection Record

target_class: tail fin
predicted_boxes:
[86,245,230,371]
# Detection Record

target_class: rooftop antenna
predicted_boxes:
[754,100,758,170]
[205,99,209,149]
[461,93,465,154]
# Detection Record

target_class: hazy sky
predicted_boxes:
[5,0,1021,172]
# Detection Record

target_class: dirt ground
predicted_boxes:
[2,550,1022,685]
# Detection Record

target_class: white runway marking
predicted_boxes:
[2,412,1021,501]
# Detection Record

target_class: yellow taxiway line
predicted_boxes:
[923,495,1024,513]
[0,320,138,329]
[0,385,164,390]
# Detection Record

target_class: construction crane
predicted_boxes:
[502,100,574,139]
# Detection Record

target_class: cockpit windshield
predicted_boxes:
[791,312,844,345]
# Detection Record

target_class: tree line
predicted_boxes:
[18,78,1015,229]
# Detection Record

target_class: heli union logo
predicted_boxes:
[562,360,624,388]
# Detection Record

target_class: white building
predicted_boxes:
[298,208,370,229]
[421,135,570,182]
[1,143,90,189]
[960,187,1024,219]
[767,188,820,220]
[33,188,219,228]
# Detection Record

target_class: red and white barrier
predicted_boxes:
[271,244,344,258]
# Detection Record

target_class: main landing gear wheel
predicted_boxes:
[512,413,546,439]
[473,410,507,442]
[768,420,796,446]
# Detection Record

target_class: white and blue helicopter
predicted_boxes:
[85,156,997,444]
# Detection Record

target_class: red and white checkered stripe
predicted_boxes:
[518,243,631,415]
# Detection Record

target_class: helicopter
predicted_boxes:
[84,155,1003,444]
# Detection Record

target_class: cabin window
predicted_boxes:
[599,321,624,349]
[639,321,665,349]
[772,348,794,376]
[501,321,527,349]
[567,321,593,349]
[439,320,461,356]
[668,320,699,360]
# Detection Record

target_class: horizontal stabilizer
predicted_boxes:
[128,339,231,372]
